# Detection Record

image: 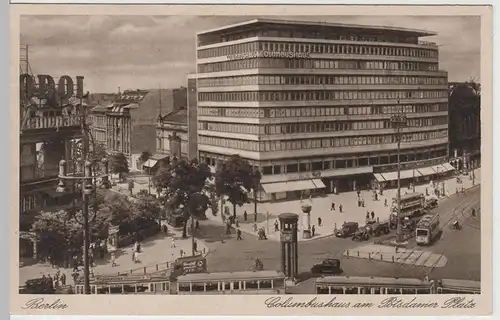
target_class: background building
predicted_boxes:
[448,82,481,170]
[195,19,451,201]
[103,87,187,171]
[89,92,120,147]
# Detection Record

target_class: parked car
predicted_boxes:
[369,221,391,237]
[335,222,359,238]
[425,198,438,210]
[352,227,370,241]
[310,259,342,275]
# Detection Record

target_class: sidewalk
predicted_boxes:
[209,168,481,242]
[19,228,209,286]
[343,244,448,268]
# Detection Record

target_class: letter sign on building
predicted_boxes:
[20,73,84,103]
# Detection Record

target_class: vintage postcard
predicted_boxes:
[10,4,493,317]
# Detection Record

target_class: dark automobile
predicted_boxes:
[335,222,359,238]
[369,221,390,236]
[425,198,438,210]
[352,227,370,241]
[310,259,342,275]
[401,217,418,232]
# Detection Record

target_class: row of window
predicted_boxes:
[198,58,439,73]
[200,148,448,174]
[198,103,448,118]
[198,75,447,87]
[198,41,438,59]
[198,90,448,102]
[198,28,421,47]
[199,130,448,152]
[198,117,448,135]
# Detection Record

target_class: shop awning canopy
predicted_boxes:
[416,166,436,176]
[150,153,169,161]
[262,179,318,194]
[380,169,421,181]
[440,162,456,172]
[373,173,386,182]
[143,159,158,168]
[311,179,326,189]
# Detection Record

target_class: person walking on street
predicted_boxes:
[237,228,243,240]
[274,220,279,232]
[60,273,66,286]
[311,225,316,237]
[366,211,370,220]
[371,211,375,220]
[111,252,117,267]
[331,202,335,211]
[193,240,198,254]
[339,204,343,213]
[195,220,200,230]
[384,199,388,207]
[171,237,176,248]
[132,251,136,263]
[243,210,248,222]
[318,217,322,227]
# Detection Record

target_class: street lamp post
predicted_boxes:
[57,108,110,294]
[390,110,408,244]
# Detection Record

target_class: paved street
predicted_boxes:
[204,186,481,294]
[207,168,480,242]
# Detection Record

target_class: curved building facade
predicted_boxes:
[195,19,451,200]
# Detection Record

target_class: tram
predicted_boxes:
[74,272,171,294]
[315,276,481,295]
[176,270,286,294]
[315,276,433,294]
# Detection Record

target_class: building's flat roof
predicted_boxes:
[197,18,436,37]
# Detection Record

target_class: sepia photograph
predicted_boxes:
[11,4,493,317]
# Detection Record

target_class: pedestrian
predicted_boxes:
[237,229,243,240]
[384,199,388,207]
[362,198,365,207]
[366,211,370,220]
[253,223,258,232]
[180,249,184,257]
[274,220,279,232]
[339,204,343,213]
[132,251,136,263]
[318,217,322,227]
[193,240,198,253]
[357,190,360,197]
[375,193,378,201]
[331,202,335,211]
[72,257,79,272]
[371,211,375,220]
[60,273,66,286]
[195,220,200,229]
[171,237,176,248]
[243,210,248,222]
[311,225,316,237]
[111,252,117,267]
[226,223,231,235]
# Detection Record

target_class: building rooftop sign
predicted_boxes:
[20,74,84,102]
[227,51,310,61]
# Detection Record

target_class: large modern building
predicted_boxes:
[195,19,452,201]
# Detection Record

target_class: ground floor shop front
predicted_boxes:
[258,161,457,203]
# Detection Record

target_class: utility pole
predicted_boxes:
[390,108,408,244]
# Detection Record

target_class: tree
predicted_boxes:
[109,152,129,181]
[134,190,161,221]
[31,209,110,265]
[153,158,213,252]
[215,155,255,219]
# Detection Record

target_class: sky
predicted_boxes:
[20,15,481,93]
